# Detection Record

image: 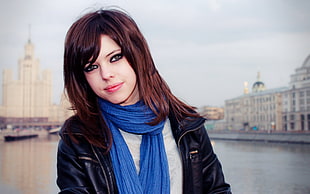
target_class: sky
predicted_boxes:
[0,0,309,107]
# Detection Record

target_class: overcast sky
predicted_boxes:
[0,0,309,107]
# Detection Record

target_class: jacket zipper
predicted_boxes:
[90,145,111,194]
[177,126,201,163]
[177,120,205,148]
[177,121,204,191]
[189,150,199,159]
[78,156,99,163]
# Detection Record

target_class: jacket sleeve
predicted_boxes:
[199,127,231,194]
[56,138,94,194]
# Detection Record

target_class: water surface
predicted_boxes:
[0,134,309,194]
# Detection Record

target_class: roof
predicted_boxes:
[225,87,290,102]
[302,54,310,67]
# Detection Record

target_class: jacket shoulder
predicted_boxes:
[60,115,83,135]
[58,115,92,152]
[169,112,206,139]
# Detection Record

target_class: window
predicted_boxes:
[301,115,305,131]
[300,99,305,105]
[301,114,305,121]
[300,91,305,97]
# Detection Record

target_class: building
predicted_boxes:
[0,39,71,129]
[282,55,310,131]
[221,55,310,132]
[224,71,288,131]
[199,106,224,130]
[200,106,224,120]
[224,86,287,131]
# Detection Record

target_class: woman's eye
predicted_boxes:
[110,53,123,63]
[84,64,98,72]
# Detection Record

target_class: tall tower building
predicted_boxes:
[1,39,53,127]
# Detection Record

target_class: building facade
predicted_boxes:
[200,106,224,120]
[0,39,72,129]
[282,55,310,131]
[224,87,287,131]
[222,55,310,132]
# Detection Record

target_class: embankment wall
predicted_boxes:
[207,130,310,144]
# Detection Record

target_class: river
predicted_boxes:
[0,133,309,194]
[213,140,310,193]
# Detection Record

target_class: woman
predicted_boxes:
[57,8,231,194]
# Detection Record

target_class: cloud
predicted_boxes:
[207,0,222,11]
[0,0,309,107]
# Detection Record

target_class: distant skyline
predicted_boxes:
[0,0,309,107]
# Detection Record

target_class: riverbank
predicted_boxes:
[207,130,310,144]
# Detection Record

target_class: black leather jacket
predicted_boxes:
[57,114,231,194]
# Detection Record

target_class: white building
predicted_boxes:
[0,39,71,129]
[222,54,310,131]
[282,55,310,131]
[225,79,287,131]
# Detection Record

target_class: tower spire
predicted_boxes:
[244,81,249,94]
[28,24,31,43]
[257,71,261,81]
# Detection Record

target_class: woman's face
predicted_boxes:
[84,35,139,106]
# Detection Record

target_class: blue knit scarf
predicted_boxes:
[99,99,170,194]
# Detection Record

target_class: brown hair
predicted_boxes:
[64,8,199,151]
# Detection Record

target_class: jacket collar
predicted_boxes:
[168,113,206,142]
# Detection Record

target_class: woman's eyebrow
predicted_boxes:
[106,49,121,58]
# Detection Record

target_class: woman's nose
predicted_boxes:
[99,65,114,80]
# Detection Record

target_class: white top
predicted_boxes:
[120,120,183,193]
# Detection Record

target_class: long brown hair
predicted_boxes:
[64,8,199,150]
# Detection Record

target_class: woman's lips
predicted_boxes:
[104,82,124,93]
